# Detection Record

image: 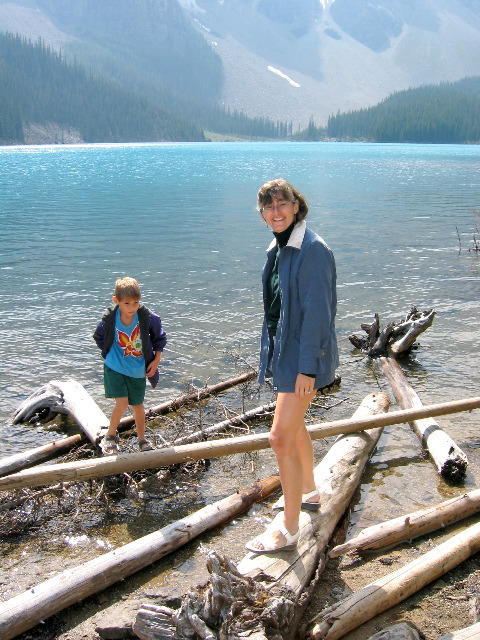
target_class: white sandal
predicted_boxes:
[246,515,300,554]
[272,489,321,512]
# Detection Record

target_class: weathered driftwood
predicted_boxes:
[0,474,280,640]
[1,396,480,492]
[133,604,177,640]
[4,372,258,473]
[306,520,480,640]
[13,379,109,444]
[330,487,480,557]
[0,434,84,478]
[168,392,391,640]
[119,370,257,429]
[349,307,436,358]
[349,307,468,481]
[435,621,480,639]
[173,401,276,446]
[378,355,468,481]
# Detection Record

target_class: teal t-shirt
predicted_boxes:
[105,309,146,378]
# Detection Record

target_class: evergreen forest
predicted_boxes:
[0,32,204,143]
[296,77,480,143]
[2,27,479,145]
[0,32,289,144]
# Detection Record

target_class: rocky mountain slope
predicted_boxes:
[1,0,479,129]
[179,0,480,127]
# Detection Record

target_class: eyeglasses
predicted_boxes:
[262,201,294,213]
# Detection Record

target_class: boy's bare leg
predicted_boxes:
[108,398,128,436]
[131,403,146,441]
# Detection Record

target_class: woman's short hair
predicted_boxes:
[256,178,308,221]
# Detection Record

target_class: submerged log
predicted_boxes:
[350,307,435,358]
[330,487,480,557]
[306,520,480,640]
[349,307,468,481]
[366,623,423,640]
[1,396,479,492]
[170,392,391,640]
[0,474,280,640]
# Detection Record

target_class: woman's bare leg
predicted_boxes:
[249,389,315,550]
[295,427,320,499]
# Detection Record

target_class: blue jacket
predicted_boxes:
[93,304,167,388]
[258,221,339,392]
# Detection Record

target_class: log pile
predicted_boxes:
[6,372,262,474]
[4,307,480,640]
[131,391,392,640]
[0,475,281,640]
[3,395,479,492]
[330,487,480,557]
[306,520,480,640]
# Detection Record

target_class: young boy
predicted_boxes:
[93,277,167,455]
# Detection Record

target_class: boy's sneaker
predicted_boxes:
[138,439,154,452]
[102,434,119,455]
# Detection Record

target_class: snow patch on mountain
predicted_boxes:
[268,66,301,88]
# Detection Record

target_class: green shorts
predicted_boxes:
[104,365,146,406]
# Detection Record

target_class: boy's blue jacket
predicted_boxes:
[258,220,339,393]
[93,304,167,388]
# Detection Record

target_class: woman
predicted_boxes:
[246,179,339,554]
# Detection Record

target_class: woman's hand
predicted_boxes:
[295,373,315,397]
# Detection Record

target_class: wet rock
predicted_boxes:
[95,600,141,639]
[366,621,424,640]
[139,588,182,609]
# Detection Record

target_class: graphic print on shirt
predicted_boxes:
[116,325,143,358]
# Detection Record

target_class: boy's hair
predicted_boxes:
[114,277,141,301]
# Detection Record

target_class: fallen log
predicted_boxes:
[5,372,257,472]
[13,379,109,444]
[1,401,274,478]
[133,604,177,640]
[378,355,468,481]
[349,307,468,481]
[306,519,480,640]
[330,487,480,557]
[435,621,480,639]
[1,396,480,492]
[120,370,257,429]
[0,474,280,640]
[173,401,276,446]
[170,391,391,640]
[0,434,84,478]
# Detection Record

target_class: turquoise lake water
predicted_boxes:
[0,141,479,480]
